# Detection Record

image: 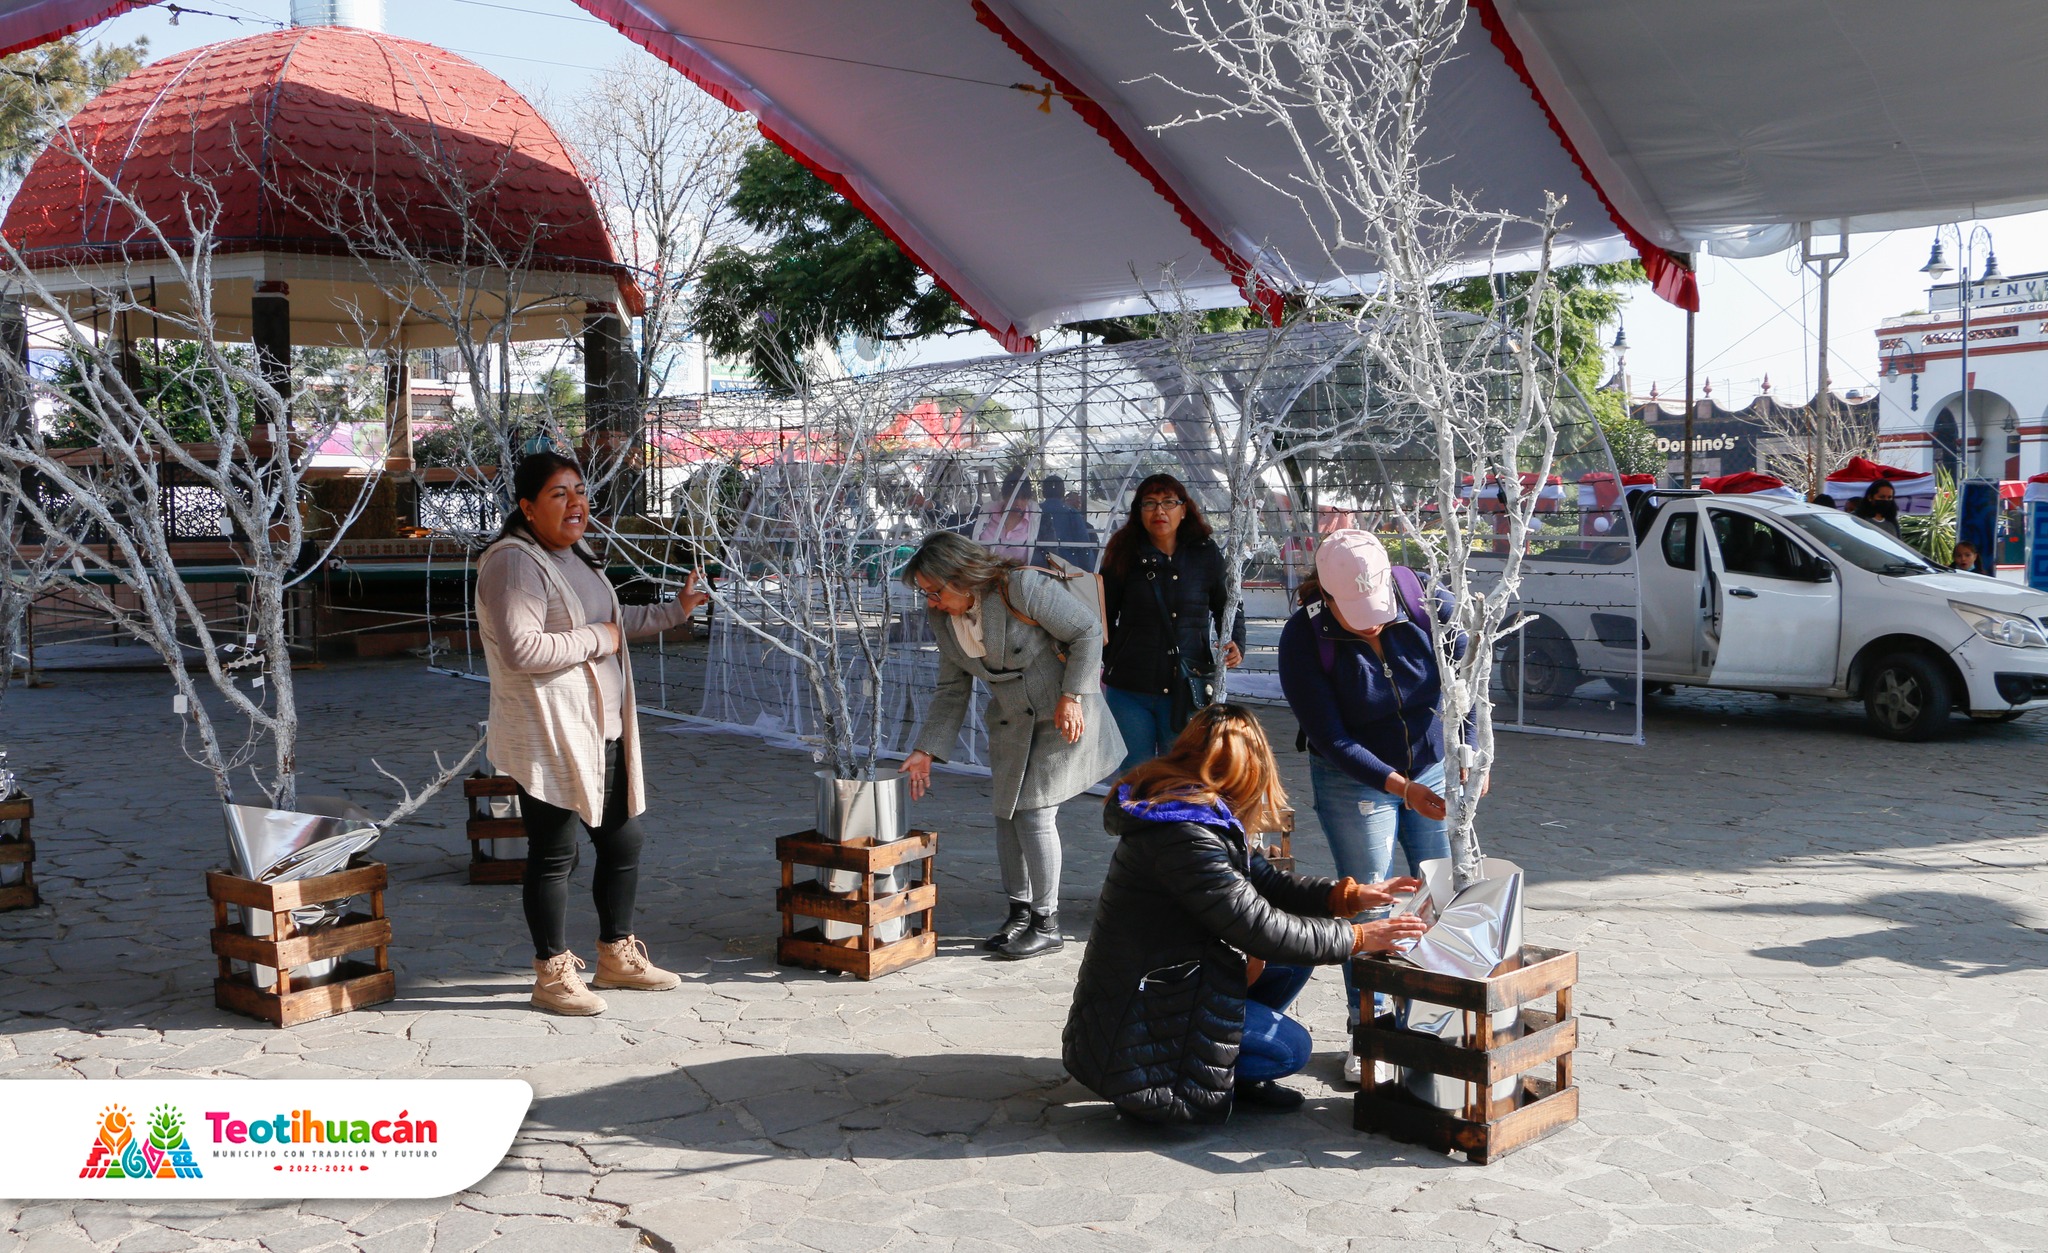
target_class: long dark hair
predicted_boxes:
[494,450,604,570]
[1101,472,1212,577]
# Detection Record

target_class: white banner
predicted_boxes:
[0,1080,530,1199]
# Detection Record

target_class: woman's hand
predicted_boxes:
[1221,641,1243,669]
[1401,779,1447,822]
[594,621,623,656]
[1352,916,1430,954]
[1327,875,1425,915]
[898,750,934,800]
[676,570,711,619]
[1054,694,1084,744]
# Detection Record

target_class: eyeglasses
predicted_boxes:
[916,582,948,605]
[1138,498,1185,513]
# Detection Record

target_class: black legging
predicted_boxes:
[518,740,645,961]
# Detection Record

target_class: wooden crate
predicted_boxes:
[1351,945,1579,1164]
[464,774,525,885]
[207,858,395,1027]
[775,829,937,980]
[1257,806,1296,874]
[0,793,36,912]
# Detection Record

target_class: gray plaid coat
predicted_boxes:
[914,568,1125,819]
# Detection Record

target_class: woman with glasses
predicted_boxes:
[897,531,1125,959]
[1099,473,1245,773]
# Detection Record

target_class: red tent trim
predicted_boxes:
[1469,0,1698,312]
[970,0,1284,327]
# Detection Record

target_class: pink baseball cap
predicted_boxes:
[1315,529,1398,628]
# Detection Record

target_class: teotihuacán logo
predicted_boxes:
[80,1103,204,1180]
[5,1080,530,1199]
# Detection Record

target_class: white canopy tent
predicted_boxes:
[8,1,2048,346]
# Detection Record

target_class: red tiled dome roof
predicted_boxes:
[3,26,636,305]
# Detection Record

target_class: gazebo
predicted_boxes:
[0,16,643,476]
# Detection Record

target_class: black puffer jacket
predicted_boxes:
[1101,537,1246,695]
[1062,801,1356,1124]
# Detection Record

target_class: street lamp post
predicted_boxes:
[1920,225,2001,481]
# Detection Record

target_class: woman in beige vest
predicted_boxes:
[475,452,706,1014]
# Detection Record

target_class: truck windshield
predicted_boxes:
[1783,510,1939,575]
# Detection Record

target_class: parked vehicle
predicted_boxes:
[1503,490,2048,740]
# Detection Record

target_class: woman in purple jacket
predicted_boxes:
[1277,530,1452,1082]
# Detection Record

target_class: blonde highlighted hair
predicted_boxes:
[1118,703,1288,834]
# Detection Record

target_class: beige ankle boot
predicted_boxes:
[592,936,681,991]
[531,951,606,1015]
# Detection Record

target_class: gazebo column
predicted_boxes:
[382,343,413,474]
[582,304,641,516]
[252,281,292,423]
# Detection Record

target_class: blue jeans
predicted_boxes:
[1104,684,1178,774]
[1309,755,1450,1024]
[1237,964,1314,1083]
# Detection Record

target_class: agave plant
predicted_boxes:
[1900,469,1957,561]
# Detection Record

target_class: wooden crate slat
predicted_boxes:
[0,884,35,911]
[1352,945,1576,1013]
[1355,1008,1575,1086]
[777,882,936,926]
[204,860,387,912]
[209,914,392,969]
[0,797,31,820]
[214,964,395,1028]
[466,818,526,842]
[463,776,521,798]
[775,830,936,873]
[0,839,33,865]
[777,928,935,980]
[468,858,525,885]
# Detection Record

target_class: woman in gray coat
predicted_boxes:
[898,531,1125,959]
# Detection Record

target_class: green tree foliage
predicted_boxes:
[47,341,259,447]
[692,143,974,391]
[1441,261,1661,474]
[0,35,149,179]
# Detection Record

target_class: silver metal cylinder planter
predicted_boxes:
[222,796,380,990]
[814,770,908,844]
[816,770,908,895]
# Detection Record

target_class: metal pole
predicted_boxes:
[1683,308,1696,487]
[1959,233,1973,482]
[1803,232,1848,496]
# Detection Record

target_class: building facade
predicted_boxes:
[1874,271,2048,482]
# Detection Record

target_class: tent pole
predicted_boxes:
[1683,308,1696,487]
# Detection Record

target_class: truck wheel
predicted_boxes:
[1498,622,1583,710]
[1863,652,1953,741]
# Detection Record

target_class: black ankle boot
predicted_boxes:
[997,910,1063,960]
[1234,1079,1305,1112]
[983,901,1033,951]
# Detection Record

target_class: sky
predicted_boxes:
[74,1,2048,403]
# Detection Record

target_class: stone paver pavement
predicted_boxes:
[4,660,2047,1251]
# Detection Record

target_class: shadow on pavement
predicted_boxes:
[1710,890,2048,976]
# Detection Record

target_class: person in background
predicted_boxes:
[898,531,1125,959]
[1853,481,1903,539]
[1033,474,1099,571]
[1278,529,1468,1084]
[476,451,708,1016]
[976,466,1038,560]
[1099,473,1245,774]
[1810,492,1837,510]
[1950,540,1981,573]
[1063,703,1425,1122]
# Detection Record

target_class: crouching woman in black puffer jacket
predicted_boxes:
[1062,704,1425,1123]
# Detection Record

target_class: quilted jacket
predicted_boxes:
[1062,797,1357,1124]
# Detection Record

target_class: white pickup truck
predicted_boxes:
[1507,490,2048,740]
